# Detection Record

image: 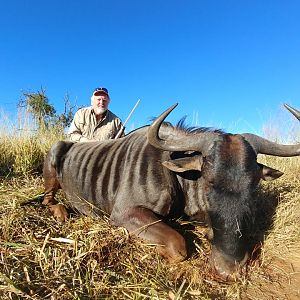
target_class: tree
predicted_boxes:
[18,88,75,131]
[55,93,76,128]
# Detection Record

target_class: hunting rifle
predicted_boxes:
[114,99,140,139]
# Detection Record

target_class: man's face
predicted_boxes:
[92,94,110,115]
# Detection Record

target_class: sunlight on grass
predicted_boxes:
[0,110,299,299]
[0,110,65,177]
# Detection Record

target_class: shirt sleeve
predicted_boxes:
[67,110,89,142]
[118,120,125,137]
[114,118,125,138]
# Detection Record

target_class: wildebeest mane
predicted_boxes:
[163,116,225,135]
[125,117,224,137]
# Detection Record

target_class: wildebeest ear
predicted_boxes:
[162,156,203,172]
[258,163,284,181]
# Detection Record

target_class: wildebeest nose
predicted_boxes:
[210,246,248,280]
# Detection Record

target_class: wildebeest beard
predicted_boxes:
[207,188,255,261]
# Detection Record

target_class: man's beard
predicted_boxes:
[94,106,107,115]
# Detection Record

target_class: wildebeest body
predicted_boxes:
[51,128,180,218]
[43,103,300,279]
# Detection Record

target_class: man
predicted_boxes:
[68,87,123,142]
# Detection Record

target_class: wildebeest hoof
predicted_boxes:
[49,204,68,222]
[157,245,187,264]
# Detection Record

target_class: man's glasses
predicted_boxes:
[94,87,108,94]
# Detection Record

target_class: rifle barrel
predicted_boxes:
[114,99,140,139]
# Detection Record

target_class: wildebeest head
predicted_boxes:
[148,103,300,279]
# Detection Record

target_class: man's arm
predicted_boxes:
[114,118,125,138]
[67,110,91,142]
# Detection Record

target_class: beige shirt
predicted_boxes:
[67,107,123,142]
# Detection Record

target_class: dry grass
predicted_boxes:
[0,110,299,299]
[243,156,300,300]
[0,113,64,177]
[0,156,299,299]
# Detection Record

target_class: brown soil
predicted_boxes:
[244,255,300,300]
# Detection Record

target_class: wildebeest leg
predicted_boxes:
[43,161,68,222]
[111,207,187,263]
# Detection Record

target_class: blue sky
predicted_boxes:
[0,0,299,135]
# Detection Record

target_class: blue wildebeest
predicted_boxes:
[43,103,300,279]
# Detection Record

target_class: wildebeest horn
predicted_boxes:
[284,103,300,121]
[148,104,220,153]
[242,104,300,156]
